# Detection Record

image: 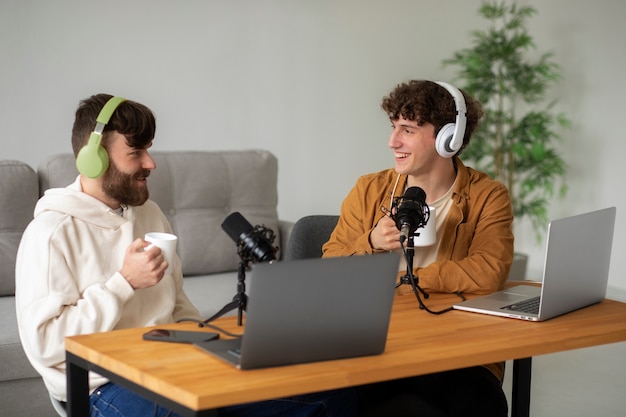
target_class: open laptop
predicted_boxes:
[194,251,400,369]
[453,207,616,321]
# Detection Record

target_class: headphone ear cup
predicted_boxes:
[435,123,459,158]
[76,133,109,178]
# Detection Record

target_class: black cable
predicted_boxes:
[175,317,243,338]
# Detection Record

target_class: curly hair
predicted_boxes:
[71,94,156,157]
[381,80,483,155]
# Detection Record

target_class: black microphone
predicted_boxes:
[221,212,278,263]
[393,187,429,243]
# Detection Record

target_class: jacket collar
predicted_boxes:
[388,156,469,203]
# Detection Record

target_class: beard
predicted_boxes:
[101,160,150,206]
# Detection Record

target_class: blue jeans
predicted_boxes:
[89,382,358,417]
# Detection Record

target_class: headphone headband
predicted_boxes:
[96,96,127,125]
[434,81,467,158]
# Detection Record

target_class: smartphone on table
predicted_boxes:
[143,329,219,344]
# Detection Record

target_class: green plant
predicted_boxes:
[443,1,568,240]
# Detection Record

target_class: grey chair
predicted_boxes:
[283,215,339,261]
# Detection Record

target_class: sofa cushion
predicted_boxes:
[0,161,39,296]
[37,150,281,276]
[37,153,79,196]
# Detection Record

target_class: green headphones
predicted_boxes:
[75,96,127,178]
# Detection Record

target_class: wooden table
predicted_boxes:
[65,287,626,417]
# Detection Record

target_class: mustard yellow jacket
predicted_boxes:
[323,157,514,294]
[322,158,514,381]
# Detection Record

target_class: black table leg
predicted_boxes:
[511,357,532,417]
[65,350,219,416]
[66,351,90,417]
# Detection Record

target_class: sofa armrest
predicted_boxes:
[0,161,39,296]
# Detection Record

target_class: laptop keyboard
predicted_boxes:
[502,296,541,314]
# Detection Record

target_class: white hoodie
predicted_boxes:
[15,177,200,401]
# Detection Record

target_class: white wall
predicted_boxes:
[2,0,625,299]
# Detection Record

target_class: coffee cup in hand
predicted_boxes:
[144,232,178,275]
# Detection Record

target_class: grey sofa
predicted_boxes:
[0,150,293,416]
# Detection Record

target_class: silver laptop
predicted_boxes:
[194,252,400,369]
[453,207,616,321]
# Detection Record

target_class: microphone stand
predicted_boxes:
[197,220,278,328]
[200,259,249,326]
[396,233,429,308]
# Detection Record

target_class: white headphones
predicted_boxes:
[434,81,467,158]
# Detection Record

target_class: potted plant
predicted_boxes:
[443,1,569,279]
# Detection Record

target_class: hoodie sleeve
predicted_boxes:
[15,217,134,370]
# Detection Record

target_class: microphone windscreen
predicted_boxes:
[404,186,426,202]
[221,212,253,243]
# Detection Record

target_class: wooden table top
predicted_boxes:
[65,285,626,411]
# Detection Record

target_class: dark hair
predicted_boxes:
[71,94,156,156]
[381,80,483,154]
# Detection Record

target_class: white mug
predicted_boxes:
[144,232,178,274]
[413,206,436,247]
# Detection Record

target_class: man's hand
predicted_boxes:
[119,238,168,289]
[369,215,402,251]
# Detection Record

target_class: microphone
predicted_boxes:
[392,187,429,243]
[221,212,278,263]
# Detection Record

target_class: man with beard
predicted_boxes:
[15,94,357,417]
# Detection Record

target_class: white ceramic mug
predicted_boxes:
[413,206,436,247]
[144,232,178,274]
